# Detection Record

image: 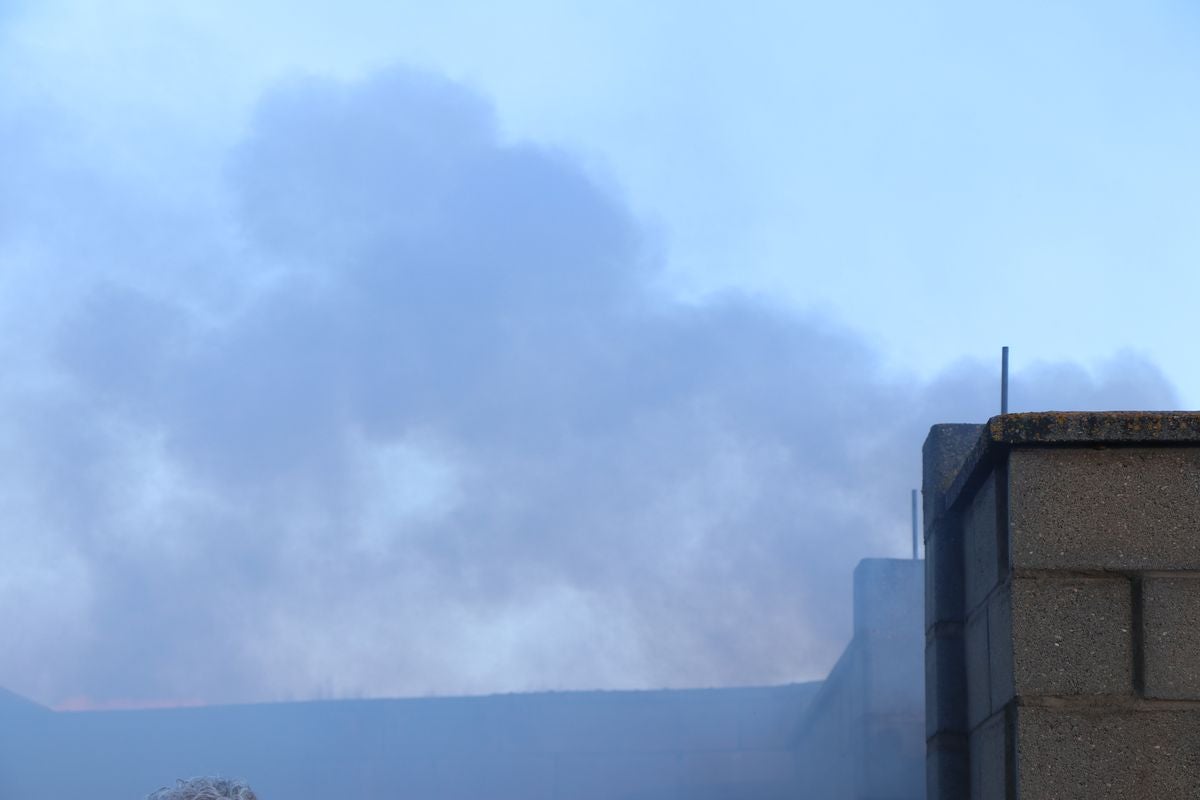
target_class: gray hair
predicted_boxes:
[146,777,257,800]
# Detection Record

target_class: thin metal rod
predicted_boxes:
[911,489,919,560]
[1001,346,1009,415]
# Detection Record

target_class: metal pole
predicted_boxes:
[911,489,919,560]
[1001,346,1009,415]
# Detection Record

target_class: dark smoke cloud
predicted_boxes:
[0,67,1179,706]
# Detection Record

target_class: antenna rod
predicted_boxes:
[1001,346,1009,415]
[911,489,919,560]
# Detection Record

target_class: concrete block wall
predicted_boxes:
[923,412,1200,799]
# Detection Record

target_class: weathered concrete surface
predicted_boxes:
[926,735,968,800]
[924,509,964,631]
[984,588,1013,716]
[988,411,1200,445]
[963,471,1000,613]
[1142,576,1200,700]
[1017,707,1200,800]
[1009,448,1200,570]
[965,610,990,730]
[1010,577,1133,697]
[924,411,1200,800]
[968,712,1006,800]
[922,424,984,535]
[933,412,1200,532]
[925,631,966,740]
[921,426,982,800]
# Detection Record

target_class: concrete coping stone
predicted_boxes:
[988,411,1200,445]
[930,412,1200,531]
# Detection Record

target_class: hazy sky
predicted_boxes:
[6,0,1198,394]
[0,2,1191,706]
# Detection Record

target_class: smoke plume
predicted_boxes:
[0,67,1177,706]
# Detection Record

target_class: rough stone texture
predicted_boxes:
[1017,707,1200,799]
[923,424,985,537]
[926,736,969,800]
[1011,577,1132,697]
[986,587,1014,715]
[969,712,1007,800]
[989,411,1200,445]
[926,511,964,630]
[965,610,990,730]
[1142,576,1200,700]
[926,412,1200,800]
[1009,447,1200,570]
[963,470,999,613]
[925,631,966,738]
[937,412,1200,523]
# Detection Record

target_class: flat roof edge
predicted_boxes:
[986,411,1200,445]
[931,412,1200,530]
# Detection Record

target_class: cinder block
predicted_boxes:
[926,631,967,738]
[964,469,1000,614]
[1011,577,1133,697]
[1017,707,1200,799]
[965,609,991,730]
[926,512,965,631]
[923,424,986,536]
[1009,447,1200,570]
[969,712,1007,800]
[987,585,1014,714]
[926,734,969,800]
[1143,577,1200,700]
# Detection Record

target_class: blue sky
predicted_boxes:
[0,2,1192,705]
[6,0,1197,396]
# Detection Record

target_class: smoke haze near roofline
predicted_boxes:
[0,66,1178,706]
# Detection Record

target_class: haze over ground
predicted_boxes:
[0,1,1190,709]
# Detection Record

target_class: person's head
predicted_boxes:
[146,777,257,800]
